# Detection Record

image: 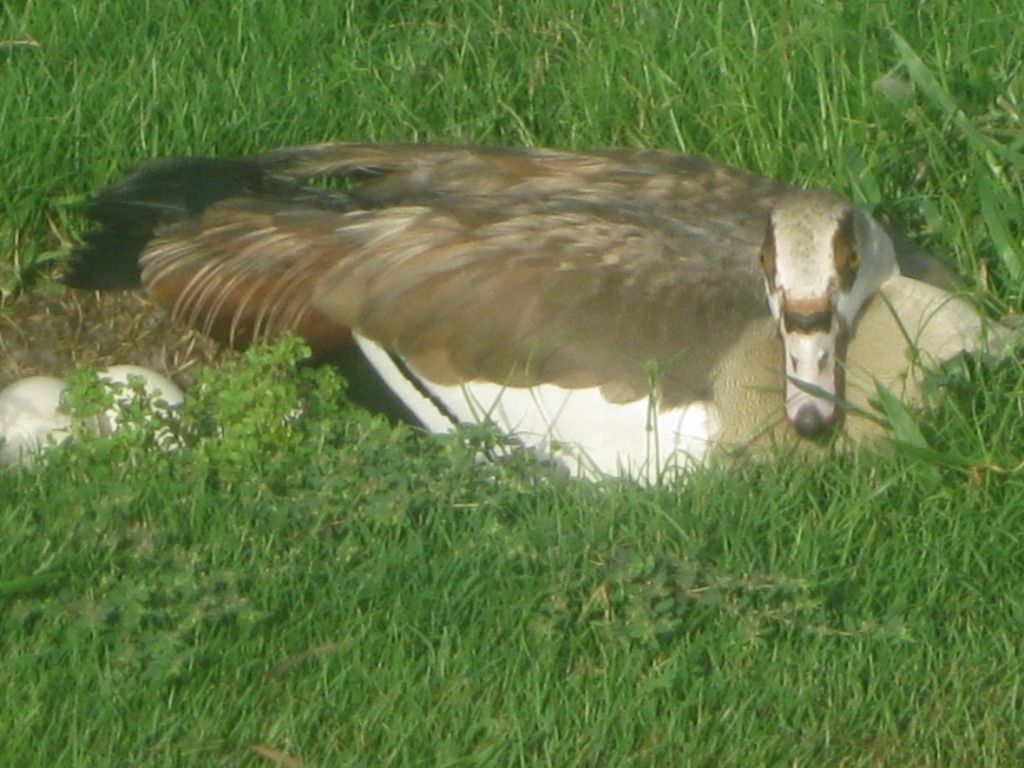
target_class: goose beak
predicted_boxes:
[781,327,840,438]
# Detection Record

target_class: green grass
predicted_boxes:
[3,342,1023,765]
[2,0,1023,765]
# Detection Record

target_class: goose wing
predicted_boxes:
[139,144,785,405]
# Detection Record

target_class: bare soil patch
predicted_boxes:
[0,284,229,391]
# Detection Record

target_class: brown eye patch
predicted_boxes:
[783,306,834,334]
[832,210,859,291]
[782,295,834,333]
[759,222,777,289]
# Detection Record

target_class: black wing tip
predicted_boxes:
[64,153,358,292]
[86,156,279,218]
[64,157,284,291]
[62,232,147,290]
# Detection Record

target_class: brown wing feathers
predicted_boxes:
[308,198,769,404]
[67,156,341,290]
[66,155,360,356]
[142,203,355,356]
[67,144,782,402]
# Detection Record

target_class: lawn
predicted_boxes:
[1,1,1023,765]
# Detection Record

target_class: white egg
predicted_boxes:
[0,376,71,467]
[97,365,184,424]
[1,366,187,467]
[96,365,185,444]
[98,365,184,402]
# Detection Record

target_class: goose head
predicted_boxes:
[760,190,900,438]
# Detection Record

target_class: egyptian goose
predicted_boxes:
[63,143,1001,479]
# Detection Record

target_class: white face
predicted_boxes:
[759,191,899,438]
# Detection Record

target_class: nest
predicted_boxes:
[0,285,230,391]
